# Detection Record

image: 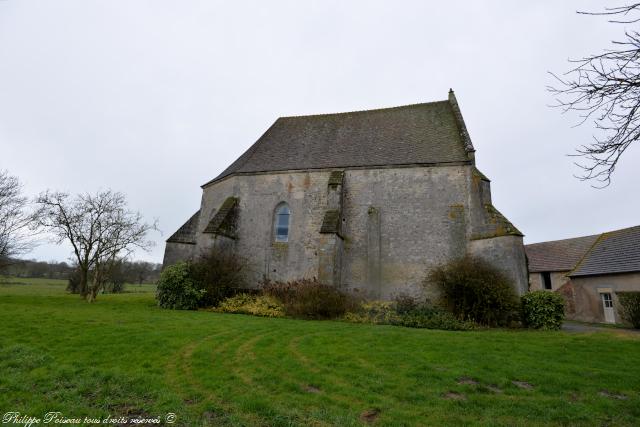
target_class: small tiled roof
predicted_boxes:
[320,210,341,234]
[203,197,238,238]
[166,210,200,244]
[327,170,345,186]
[204,91,474,186]
[570,226,640,277]
[525,234,599,273]
[483,204,523,237]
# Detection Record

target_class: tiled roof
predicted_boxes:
[203,197,239,239]
[327,170,345,186]
[570,226,640,277]
[525,235,599,272]
[320,210,341,234]
[166,210,200,244]
[204,91,473,186]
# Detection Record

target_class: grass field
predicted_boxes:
[1,279,639,426]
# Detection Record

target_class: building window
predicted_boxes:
[542,272,552,290]
[602,292,613,308]
[274,203,290,242]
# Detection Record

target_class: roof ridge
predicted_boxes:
[568,232,606,276]
[526,233,601,247]
[603,224,640,235]
[527,224,640,247]
[448,89,475,154]
[277,100,449,120]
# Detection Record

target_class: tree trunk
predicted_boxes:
[86,285,100,303]
[87,267,101,302]
[79,267,89,297]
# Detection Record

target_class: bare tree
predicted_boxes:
[0,170,36,272]
[35,190,158,301]
[549,3,640,186]
[128,260,154,284]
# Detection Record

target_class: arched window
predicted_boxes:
[274,203,290,242]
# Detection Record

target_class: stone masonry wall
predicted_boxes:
[196,165,473,298]
[162,242,196,268]
[179,163,528,299]
[197,171,327,284]
[340,166,470,299]
[528,271,570,292]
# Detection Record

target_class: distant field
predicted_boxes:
[0,276,156,294]
[0,279,639,426]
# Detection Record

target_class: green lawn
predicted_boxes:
[0,280,639,426]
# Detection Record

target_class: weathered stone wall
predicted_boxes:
[171,163,528,299]
[569,273,640,324]
[339,166,470,299]
[467,236,529,295]
[198,171,328,284]
[162,242,196,268]
[529,271,570,292]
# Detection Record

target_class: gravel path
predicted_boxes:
[562,321,639,334]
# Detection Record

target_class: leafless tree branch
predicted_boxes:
[0,170,37,271]
[549,3,640,187]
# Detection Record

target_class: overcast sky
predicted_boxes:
[1,1,639,264]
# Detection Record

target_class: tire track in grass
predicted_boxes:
[191,331,268,419]
[227,328,331,426]
[198,325,365,425]
[192,325,291,426]
[166,330,262,425]
[168,324,415,425]
[287,330,431,422]
[228,328,357,426]
[165,330,233,400]
[286,331,374,407]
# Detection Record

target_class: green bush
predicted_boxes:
[215,293,285,318]
[426,256,519,327]
[156,262,204,310]
[344,301,400,324]
[262,278,358,319]
[394,306,476,330]
[344,297,476,331]
[190,247,247,307]
[617,292,640,329]
[521,291,565,330]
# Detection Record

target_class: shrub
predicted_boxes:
[344,301,400,324]
[156,262,204,310]
[344,297,476,331]
[393,293,421,314]
[394,304,476,330]
[103,279,125,294]
[262,278,358,319]
[67,269,82,294]
[521,291,565,330]
[190,247,247,307]
[617,292,640,329]
[426,256,519,327]
[216,293,285,318]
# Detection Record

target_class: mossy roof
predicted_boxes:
[166,210,200,244]
[525,234,599,273]
[570,225,640,277]
[203,197,238,237]
[204,92,473,186]
[328,170,344,186]
[471,204,523,240]
[320,210,341,234]
[526,225,640,276]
